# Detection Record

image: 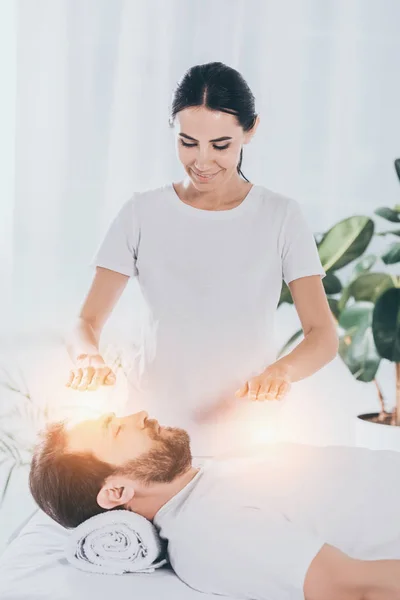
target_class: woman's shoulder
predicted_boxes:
[128,183,172,205]
[255,184,299,214]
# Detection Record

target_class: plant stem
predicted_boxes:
[396,363,400,426]
[373,379,388,419]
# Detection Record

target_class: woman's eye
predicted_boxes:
[114,425,121,438]
[179,140,230,151]
[180,140,197,148]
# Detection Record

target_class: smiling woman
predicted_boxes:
[65,61,335,459]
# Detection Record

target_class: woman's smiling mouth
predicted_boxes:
[191,168,221,182]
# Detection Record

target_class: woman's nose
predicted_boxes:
[195,147,212,169]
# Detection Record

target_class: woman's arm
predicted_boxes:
[276,274,339,382]
[66,266,129,361]
[237,275,338,401]
[65,267,129,390]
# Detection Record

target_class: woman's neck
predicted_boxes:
[175,175,252,211]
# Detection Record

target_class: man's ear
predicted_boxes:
[243,114,260,145]
[97,477,136,510]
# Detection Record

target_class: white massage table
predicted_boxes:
[0,509,236,600]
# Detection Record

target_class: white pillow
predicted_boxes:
[0,510,218,600]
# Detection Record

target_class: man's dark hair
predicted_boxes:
[29,422,116,529]
[169,61,258,182]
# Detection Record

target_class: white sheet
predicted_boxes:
[0,510,235,600]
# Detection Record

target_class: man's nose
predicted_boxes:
[135,411,149,429]
[100,412,115,423]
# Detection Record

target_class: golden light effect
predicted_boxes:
[45,376,128,429]
[251,425,279,445]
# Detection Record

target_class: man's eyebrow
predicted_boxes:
[102,415,113,434]
[179,133,232,143]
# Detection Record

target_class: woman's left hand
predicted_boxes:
[235,362,292,402]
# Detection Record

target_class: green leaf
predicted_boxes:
[338,331,380,382]
[337,285,352,314]
[372,287,400,362]
[323,273,342,295]
[394,158,400,184]
[278,281,293,306]
[338,303,381,382]
[277,329,303,358]
[351,254,377,277]
[339,301,374,332]
[328,298,340,320]
[376,230,400,237]
[374,207,400,223]
[349,273,395,303]
[318,216,374,273]
[382,242,400,265]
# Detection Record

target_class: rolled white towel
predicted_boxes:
[66,510,168,575]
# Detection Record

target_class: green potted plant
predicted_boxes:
[279,159,400,450]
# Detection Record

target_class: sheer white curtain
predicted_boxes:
[2,0,398,333]
[1,0,399,442]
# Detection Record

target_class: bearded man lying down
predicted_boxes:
[29,410,400,600]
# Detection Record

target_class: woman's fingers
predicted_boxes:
[235,382,248,398]
[86,367,116,391]
[264,379,280,400]
[67,365,117,391]
[276,380,291,400]
[69,368,83,390]
[236,365,293,403]
[236,378,261,400]
[86,370,105,391]
[104,370,116,385]
[77,366,96,391]
[248,379,261,401]
[260,379,290,401]
[66,371,74,387]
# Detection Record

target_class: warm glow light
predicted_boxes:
[251,426,277,445]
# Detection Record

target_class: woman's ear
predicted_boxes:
[244,114,260,145]
[97,477,135,510]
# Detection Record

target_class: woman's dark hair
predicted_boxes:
[169,62,257,182]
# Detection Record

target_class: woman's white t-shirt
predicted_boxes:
[91,184,325,456]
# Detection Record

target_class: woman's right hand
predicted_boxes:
[66,353,116,391]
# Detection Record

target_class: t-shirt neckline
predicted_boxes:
[153,467,205,526]
[167,182,259,220]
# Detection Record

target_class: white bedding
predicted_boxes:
[0,510,233,600]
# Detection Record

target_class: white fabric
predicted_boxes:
[153,443,400,600]
[0,509,228,600]
[2,1,400,338]
[91,184,325,456]
[66,510,167,575]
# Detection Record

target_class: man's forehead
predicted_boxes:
[66,418,101,452]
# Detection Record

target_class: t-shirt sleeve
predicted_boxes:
[170,505,325,600]
[280,199,326,285]
[90,197,139,277]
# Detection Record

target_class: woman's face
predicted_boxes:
[174,106,258,190]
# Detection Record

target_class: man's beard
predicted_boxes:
[117,426,192,485]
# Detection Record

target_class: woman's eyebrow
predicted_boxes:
[179,133,232,143]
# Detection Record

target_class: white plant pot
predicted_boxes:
[355,413,400,452]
